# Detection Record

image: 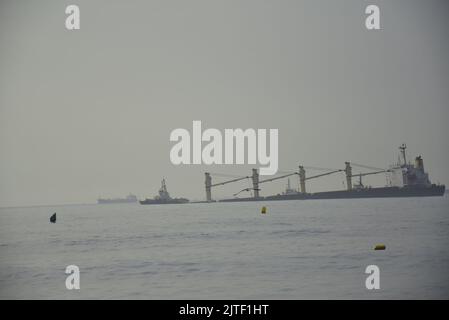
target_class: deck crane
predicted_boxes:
[305,169,344,181]
[205,163,389,201]
[233,171,300,197]
[259,172,299,184]
[351,162,387,172]
[351,169,391,189]
[298,167,344,193]
[344,162,390,190]
[205,172,250,202]
[233,187,256,197]
[249,168,344,196]
[233,167,345,197]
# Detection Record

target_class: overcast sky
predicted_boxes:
[1,0,448,207]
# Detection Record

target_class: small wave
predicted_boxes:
[270,229,330,237]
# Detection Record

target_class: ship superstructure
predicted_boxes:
[387,144,432,188]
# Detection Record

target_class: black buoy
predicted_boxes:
[50,213,56,223]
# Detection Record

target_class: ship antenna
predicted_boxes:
[399,143,407,166]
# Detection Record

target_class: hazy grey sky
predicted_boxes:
[1,0,448,207]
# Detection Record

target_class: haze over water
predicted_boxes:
[1,0,449,208]
[1,196,448,299]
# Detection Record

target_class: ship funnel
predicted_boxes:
[415,156,424,172]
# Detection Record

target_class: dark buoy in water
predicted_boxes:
[50,213,56,223]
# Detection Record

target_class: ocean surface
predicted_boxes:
[1,196,448,299]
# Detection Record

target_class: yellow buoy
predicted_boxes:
[374,244,386,250]
[261,206,267,214]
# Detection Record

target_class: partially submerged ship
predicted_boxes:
[97,194,138,204]
[210,144,445,202]
[140,179,189,205]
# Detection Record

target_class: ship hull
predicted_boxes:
[139,198,189,205]
[219,184,445,202]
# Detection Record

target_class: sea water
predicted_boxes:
[1,196,448,299]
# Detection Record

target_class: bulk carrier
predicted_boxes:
[204,144,445,202]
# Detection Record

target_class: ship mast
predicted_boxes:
[158,178,171,200]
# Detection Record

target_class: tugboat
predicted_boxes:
[140,179,189,205]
